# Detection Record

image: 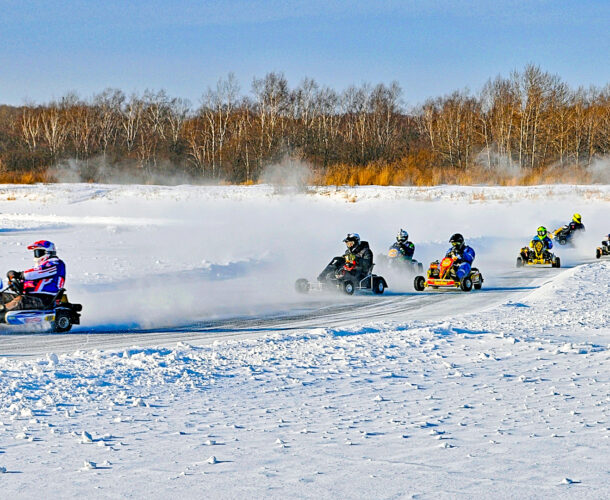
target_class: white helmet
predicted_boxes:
[27,240,56,264]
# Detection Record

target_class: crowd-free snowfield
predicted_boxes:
[0,183,608,498]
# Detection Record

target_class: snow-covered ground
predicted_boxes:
[0,183,608,498]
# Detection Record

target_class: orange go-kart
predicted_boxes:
[413,254,483,292]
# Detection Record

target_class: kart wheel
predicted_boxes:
[373,277,385,294]
[558,237,567,245]
[53,312,72,333]
[460,277,473,292]
[554,257,561,268]
[596,248,602,259]
[295,279,310,294]
[417,262,424,274]
[516,257,524,268]
[343,281,355,295]
[413,276,426,292]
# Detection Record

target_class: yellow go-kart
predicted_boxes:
[517,239,560,268]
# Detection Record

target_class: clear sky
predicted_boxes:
[0,0,608,107]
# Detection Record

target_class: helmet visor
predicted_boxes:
[33,249,46,258]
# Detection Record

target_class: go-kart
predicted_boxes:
[413,254,483,292]
[596,244,610,259]
[0,277,82,332]
[296,257,388,295]
[517,240,560,268]
[377,245,424,275]
[552,225,582,246]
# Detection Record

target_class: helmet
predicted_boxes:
[397,229,409,242]
[27,240,56,263]
[343,233,360,248]
[572,213,582,223]
[537,226,547,238]
[449,233,464,249]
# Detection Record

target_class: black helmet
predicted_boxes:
[449,233,465,249]
[343,233,360,248]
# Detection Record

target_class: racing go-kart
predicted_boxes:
[596,244,610,259]
[0,276,82,332]
[295,256,388,295]
[413,253,483,292]
[377,244,424,275]
[552,225,582,246]
[517,239,560,268]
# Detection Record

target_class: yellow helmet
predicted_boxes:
[572,213,582,223]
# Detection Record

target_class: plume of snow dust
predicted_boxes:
[259,157,313,194]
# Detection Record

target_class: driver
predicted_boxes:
[603,234,610,248]
[567,213,585,233]
[1,240,66,313]
[446,233,475,280]
[393,229,415,261]
[532,226,553,255]
[521,226,553,261]
[317,233,373,283]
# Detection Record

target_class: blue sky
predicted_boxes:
[0,0,608,107]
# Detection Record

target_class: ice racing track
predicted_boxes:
[0,265,575,358]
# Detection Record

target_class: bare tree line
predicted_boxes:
[0,65,608,183]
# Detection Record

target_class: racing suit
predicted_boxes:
[2,256,66,311]
[394,240,415,261]
[446,245,475,280]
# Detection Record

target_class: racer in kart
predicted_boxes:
[0,240,66,314]
[521,226,553,260]
[446,233,475,280]
[602,234,610,248]
[393,229,415,261]
[567,213,585,233]
[317,233,373,283]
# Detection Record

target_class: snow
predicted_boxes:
[0,183,609,498]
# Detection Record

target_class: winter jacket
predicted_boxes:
[22,256,66,295]
[345,241,373,275]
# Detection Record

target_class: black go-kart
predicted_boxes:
[295,257,388,295]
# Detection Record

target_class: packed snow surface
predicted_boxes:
[0,183,608,498]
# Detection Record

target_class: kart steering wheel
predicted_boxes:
[8,277,24,295]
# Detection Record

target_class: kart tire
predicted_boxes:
[53,311,72,333]
[413,276,426,292]
[343,281,355,295]
[460,277,473,292]
[417,262,424,274]
[553,257,561,268]
[558,237,567,245]
[372,277,385,294]
[516,257,524,268]
[295,279,310,294]
[596,248,602,259]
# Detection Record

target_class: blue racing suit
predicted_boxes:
[446,245,475,280]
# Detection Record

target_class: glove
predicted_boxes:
[7,270,23,281]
